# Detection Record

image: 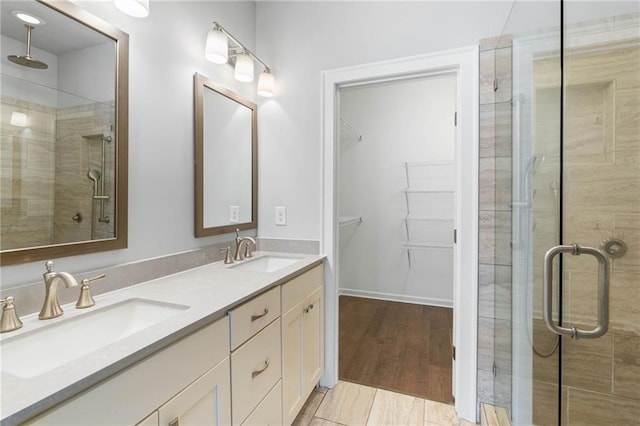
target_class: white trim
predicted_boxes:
[321,45,479,422]
[339,288,453,309]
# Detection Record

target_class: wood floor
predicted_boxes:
[339,295,453,404]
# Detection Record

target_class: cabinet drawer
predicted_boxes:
[241,380,282,426]
[231,318,282,425]
[282,265,323,313]
[229,286,280,350]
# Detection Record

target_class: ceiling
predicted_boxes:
[1,1,111,56]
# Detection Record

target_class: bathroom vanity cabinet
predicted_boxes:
[24,263,324,426]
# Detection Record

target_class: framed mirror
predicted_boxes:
[0,0,128,265]
[194,73,257,237]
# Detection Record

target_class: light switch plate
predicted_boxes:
[275,206,287,226]
[229,205,239,223]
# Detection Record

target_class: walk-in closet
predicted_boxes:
[337,73,457,403]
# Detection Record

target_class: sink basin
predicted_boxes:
[231,255,300,273]
[0,298,189,378]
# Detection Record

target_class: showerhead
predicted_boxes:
[8,25,48,70]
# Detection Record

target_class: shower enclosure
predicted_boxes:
[488,0,639,424]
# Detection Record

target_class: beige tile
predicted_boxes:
[532,381,560,426]
[479,50,495,105]
[309,418,343,426]
[615,88,640,151]
[494,47,512,104]
[567,387,640,425]
[424,399,457,425]
[293,390,327,426]
[562,334,613,394]
[614,333,640,400]
[315,381,376,425]
[609,272,640,336]
[366,389,424,425]
[479,103,495,158]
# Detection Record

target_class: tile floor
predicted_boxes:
[292,380,477,426]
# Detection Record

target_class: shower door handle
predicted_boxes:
[543,244,610,339]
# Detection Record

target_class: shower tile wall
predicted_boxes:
[55,102,115,243]
[1,96,56,250]
[477,36,513,414]
[0,97,114,249]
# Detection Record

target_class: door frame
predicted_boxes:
[320,45,479,422]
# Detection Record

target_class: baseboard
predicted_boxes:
[339,288,453,308]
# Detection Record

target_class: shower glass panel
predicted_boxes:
[508,1,562,425]
[560,2,640,424]
[509,0,640,424]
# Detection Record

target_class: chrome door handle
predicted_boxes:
[543,243,609,339]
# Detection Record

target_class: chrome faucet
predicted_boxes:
[234,229,256,261]
[39,261,79,320]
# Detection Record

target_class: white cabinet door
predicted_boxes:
[281,266,324,426]
[158,357,231,426]
[302,287,323,397]
[282,298,305,425]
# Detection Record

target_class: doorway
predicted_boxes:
[321,46,479,422]
[336,74,456,403]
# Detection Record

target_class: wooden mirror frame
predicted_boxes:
[0,0,129,265]
[194,73,258,237]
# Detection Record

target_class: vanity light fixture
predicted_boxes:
[113,0,149,18]
[205,22,275,97]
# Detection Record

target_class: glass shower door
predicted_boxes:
[556,3,640,424]
[512,1,640,425]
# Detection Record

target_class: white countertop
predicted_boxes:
[0,252,324,425]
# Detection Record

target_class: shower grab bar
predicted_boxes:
[543,243,609,339]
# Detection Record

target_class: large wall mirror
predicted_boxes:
[194,73,257,237]
[0,0,128,265]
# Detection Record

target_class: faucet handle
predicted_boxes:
[220,247,234,264]
[45,260,55,272]
[76,274,105,309]
[1,296,23,333]
[243,240,255,259]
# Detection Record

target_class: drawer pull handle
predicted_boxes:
[251,307,269,322]
[168,417,180,426]
[304,303,315,314]
[252,359,270,378]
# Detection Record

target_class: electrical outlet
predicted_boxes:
[275,206,287,226]
[229,205,239,223]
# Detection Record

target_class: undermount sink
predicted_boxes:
[0,298,189,378]
[231,255,301,273]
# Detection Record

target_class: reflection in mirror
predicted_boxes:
[0,0,128,265]
[194,73,257,237]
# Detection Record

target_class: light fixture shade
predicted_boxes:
[257,71,275,97]
[114,0,149,18]
[10,112,27,127]
[205,28,228,64]
[234,52,254,83]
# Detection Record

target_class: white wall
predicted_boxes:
[58,42,116,107]
[338,75,457,306]
[1,1,257,288]
[255,1,556,241]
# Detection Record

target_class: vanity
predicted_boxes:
[0,253,324,426]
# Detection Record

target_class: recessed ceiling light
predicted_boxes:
[11,10,45,26]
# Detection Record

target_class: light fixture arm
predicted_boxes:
[212,22,271,72]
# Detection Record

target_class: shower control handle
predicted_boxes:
[543,244,609,339]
